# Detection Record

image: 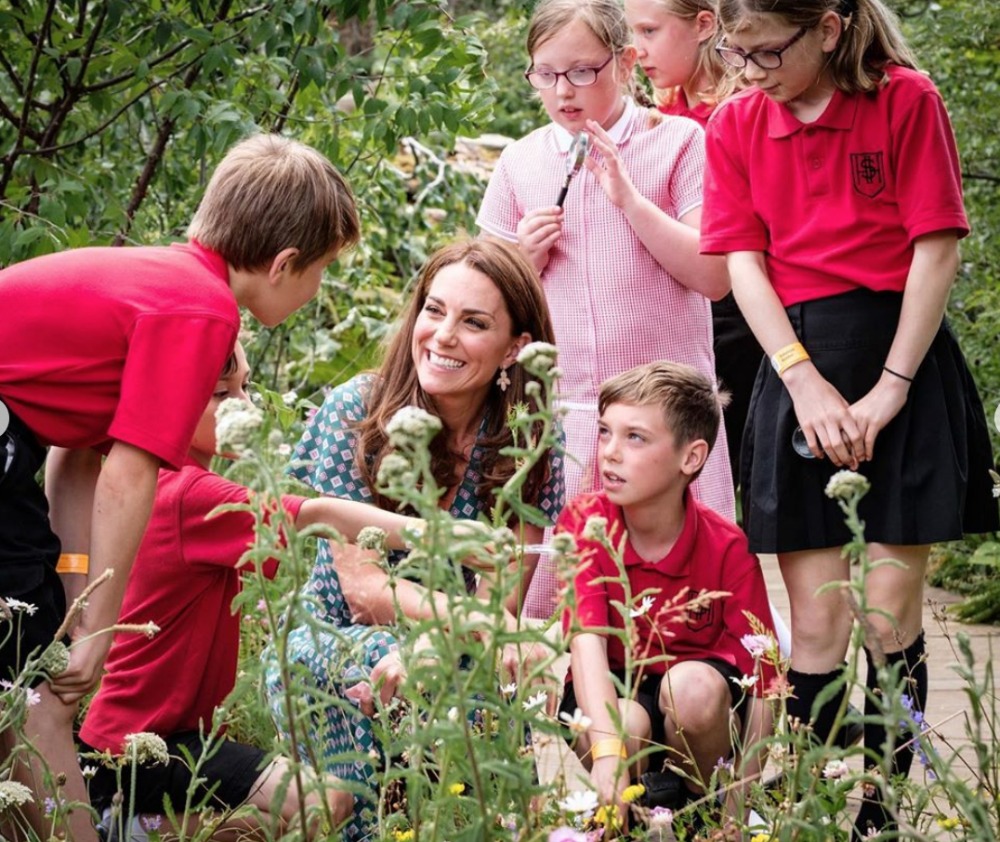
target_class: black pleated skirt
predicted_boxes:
[741,289,999,554]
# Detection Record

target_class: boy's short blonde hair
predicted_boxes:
[187,134,360,272]
[599,361,728,451]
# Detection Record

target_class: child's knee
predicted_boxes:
[659,668,730,732]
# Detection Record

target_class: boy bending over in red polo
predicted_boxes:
[0,133,358,840]
[558,361,776,825]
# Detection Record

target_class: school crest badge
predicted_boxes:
[851,151,885,198]
[685,597,715,633]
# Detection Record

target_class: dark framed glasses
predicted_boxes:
[715,27,808,70]
[524,54,615,90]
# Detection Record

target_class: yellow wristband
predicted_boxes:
[590,738,628,760]
[771,342,810,377]
[56,553,89,575]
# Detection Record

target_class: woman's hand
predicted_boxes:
[584,119,639,211]
[780,362,863,468]
[516,207,563,274]
[848,372,910,462]
[345,650,406,717]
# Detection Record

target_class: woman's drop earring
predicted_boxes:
[497,367,511,392]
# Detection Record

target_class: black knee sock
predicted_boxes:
[786,666,848,745]
[854,632,928,839]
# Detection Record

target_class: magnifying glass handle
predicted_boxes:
[555,178,570,208]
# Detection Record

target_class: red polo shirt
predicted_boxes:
[559,492,776,694]
[0,241,238,469]
[81,462,304,753]
[700,65,968,307]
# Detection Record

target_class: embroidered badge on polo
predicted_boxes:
[851,151,885,198]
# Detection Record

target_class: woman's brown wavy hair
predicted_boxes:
[354,238,557,516]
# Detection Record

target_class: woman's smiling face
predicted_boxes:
[411,261,526,405]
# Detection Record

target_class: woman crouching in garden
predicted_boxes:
[264,238,565,837]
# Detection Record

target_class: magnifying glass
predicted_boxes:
[555,132,589,208]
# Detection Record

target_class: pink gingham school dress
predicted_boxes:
[478,97,734,619]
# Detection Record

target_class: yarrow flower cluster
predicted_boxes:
[581,516,608,543]
[215,397,264,457]
[0,780,32,811]
[549,532,578,557]
[824,469,871,501]
[122,732,170,766]
[517,341,559,378]
[377,452,414,487]
[385,406,442,450]
[357,526,388,555]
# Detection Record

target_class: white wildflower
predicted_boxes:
[25,687,40,707]
[122,732,169,766]
[516,342,559,378]
[730,674,759,690]
[385,406,442,450]
[581,516,608,543]
[522,691,547,712]
[4,598,37,615]
[558,789,598,817]
[558,707,593,735]
[741,633,774,659]
[0,780,32,811]
[447,707,460,723]
[500,682,518,698]
[277,443,292,458]
[281,390,298,407]
[81,765,98,780]
[824,469,870,501]
[214,398,264,456]
[630,595,655,619]
[822,759,850,780]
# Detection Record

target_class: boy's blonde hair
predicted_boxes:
[599,361,728,468]
[716,0,917,94]
[647,0,739,107]
[187,134,360,272]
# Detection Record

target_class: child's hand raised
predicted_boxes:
[516,207,563,274]
[584,119,639,212]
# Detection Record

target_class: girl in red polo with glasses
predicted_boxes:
[701,0,999,836]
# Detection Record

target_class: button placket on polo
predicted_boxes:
[802,127,830,197]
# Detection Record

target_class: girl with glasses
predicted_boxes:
[625,0,764,499]
[701,0,999,837]
[477,0,734,621]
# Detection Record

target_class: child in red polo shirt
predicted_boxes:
[78,342,420,835]
[558,362,776,825]
[701,0,1000,836]
[0,134,358,840]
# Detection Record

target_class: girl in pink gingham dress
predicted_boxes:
[477,0,733,618]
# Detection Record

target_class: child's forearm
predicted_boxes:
[623,199,730,300]
[296,496,422,550]
[48,442,160,702]
[44,446,101,604]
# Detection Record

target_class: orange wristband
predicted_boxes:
[56,553,89,575]
[590,738,628,760]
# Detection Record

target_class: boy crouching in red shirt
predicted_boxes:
[558,361,776,825]
[79,342,422,836]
